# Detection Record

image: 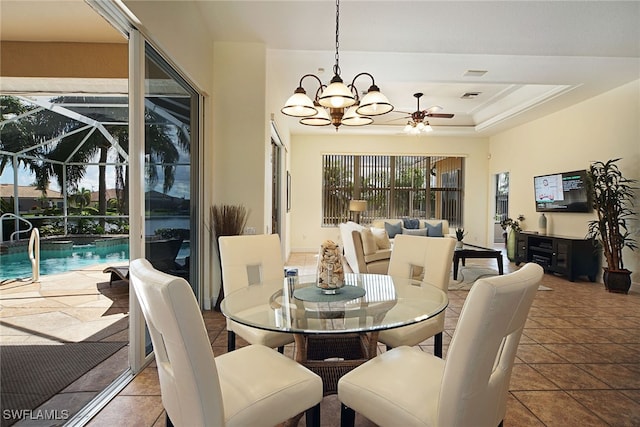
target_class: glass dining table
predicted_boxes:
[221,273,448,395]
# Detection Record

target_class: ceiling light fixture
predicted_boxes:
[404,120,433,135]
[281,0,393,130]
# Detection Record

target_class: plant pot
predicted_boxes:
[603,268,632,294]
[455,240,464,249]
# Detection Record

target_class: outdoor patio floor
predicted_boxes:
[0,264,129,427]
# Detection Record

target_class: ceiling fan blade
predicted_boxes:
[426,113,455,118]
[382,116,410,123]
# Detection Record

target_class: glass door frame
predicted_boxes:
[65,4,206,424]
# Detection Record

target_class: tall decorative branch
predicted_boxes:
[211,204,249,311]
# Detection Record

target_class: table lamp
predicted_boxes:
[349,200,367,224]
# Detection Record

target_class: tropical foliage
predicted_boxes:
[500,215,525,233]
[587,158,637,272]
[0,95,188,236]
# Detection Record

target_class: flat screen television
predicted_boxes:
[534,170,591,213]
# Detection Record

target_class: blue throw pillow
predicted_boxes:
[425,222,444,237]
[402,218,420,229]
[384,222,402,238]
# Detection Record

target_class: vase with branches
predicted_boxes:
[455,228,466,249]
[587,158,637,293]
[211,204,249,310]
[500,215,525,261]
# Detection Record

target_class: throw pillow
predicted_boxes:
[360,228,378,255]
[425,222,444,237]
[402,218,420,229]
[402,227,428,237]
[384,221,402,238]
[370,228,391,249]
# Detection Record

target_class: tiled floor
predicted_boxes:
[86,251,640,426]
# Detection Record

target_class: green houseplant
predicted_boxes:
[587,158,637,293]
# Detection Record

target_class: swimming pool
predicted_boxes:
[0,243,130,281]
[0,241,191,281]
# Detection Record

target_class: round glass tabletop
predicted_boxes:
[220,273,448,335]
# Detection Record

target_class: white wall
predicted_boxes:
[212,42,268,231]
[489,79,640,283]
[289,134,491,252]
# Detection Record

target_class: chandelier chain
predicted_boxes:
[333,0,341,77]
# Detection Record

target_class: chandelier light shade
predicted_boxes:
[318,76,357,109]
[342,106,374,126]
[299,101,332,126]
[281,87,317,117]
[281,0,393,130]
[356,84,394,116]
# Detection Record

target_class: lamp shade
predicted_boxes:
[319,76,357,109]
[342,106,374,126]
[300,103,331,126]
[281,90,318,117]
[349,200,367,212]
[356,86,394,116]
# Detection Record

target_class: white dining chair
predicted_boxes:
[378,234,456,357]
[129,258,323,427]
[338,262,544,427]
[218,233,294,352]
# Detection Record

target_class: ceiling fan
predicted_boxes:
[394,92,455,134]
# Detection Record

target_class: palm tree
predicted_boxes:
[0,96,48,189]
[0,95,189,234]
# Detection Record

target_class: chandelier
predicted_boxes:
[281,0,393,130]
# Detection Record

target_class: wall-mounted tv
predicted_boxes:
[534,170,591,213]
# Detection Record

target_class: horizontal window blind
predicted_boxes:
[322,155,464,228]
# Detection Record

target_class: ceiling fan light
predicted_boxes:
[424,122,433,132]
[300,103,331,126]
[319,76,356,109]
[356,86,394,116]
[404,122,413,133]
[342,106,374,126]
[417,122,425,130]
[281,89,317,117]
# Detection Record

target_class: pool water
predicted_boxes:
[0,244,130,281]
[0,243,191,281]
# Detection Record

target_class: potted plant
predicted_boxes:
[500,215,524,261]
[587,158,637,293]
[455,228,466,249]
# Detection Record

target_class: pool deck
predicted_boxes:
[0,263,129,344]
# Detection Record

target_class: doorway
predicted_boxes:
[494,172,509,243]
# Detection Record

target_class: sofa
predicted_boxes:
[339,219,450,274]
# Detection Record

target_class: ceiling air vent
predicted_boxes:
[461,92,481,99]
[463,70,488,77]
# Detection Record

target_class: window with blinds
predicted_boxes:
[322,155,464,227]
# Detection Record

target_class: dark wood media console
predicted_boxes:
[515,232,600,282]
